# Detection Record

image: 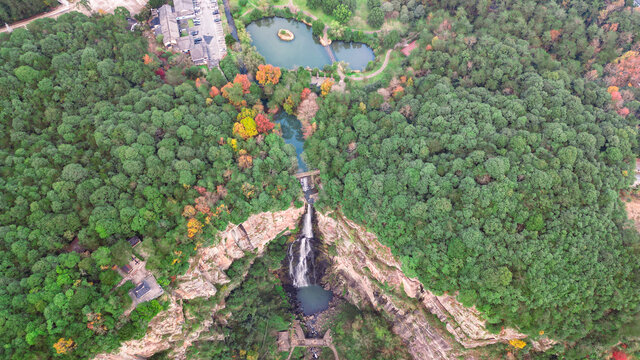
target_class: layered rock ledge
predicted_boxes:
[95,206,554,360]
[94,206,304,360]
[316,210,556,358]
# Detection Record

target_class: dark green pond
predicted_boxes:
[276,112,307,172]
[297,285,333,315]
[246,17,375,70]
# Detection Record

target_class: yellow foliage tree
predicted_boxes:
[240,117,258,137]
[256,64,282,85]
[509,339,526,349]
[237,108,257,121]
[53,338,75,354]
[242,182,256,198]
[182,205,196,218]
[321,79,334,97]
[187,218,203,238]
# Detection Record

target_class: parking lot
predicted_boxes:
[180,0,226,65]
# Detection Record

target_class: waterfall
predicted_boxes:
[289,203,314,287]
[301,177,311,192]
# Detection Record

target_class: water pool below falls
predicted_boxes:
[287,180,332,316]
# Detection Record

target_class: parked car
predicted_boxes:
[214,18,221,22]
[191,30,198,36]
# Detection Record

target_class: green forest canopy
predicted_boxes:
[0,0,54,24]
[1,0,640,359]
[305,1,640,358]
[0,12,299,359]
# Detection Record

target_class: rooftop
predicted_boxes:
[174,0,195,19]
[158,4,179,45]
[127,236,141,247]
[190,42,207,62]
[401,40,417,57]
[133,281,151,298]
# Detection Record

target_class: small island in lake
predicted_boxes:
[278,28,294,41]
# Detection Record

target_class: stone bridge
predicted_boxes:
[295,170,320,203]
[278,321,339,360]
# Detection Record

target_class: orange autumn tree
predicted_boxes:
[221,82,247,107]
[256,64,281,85]
[238,150,253,169]
[143,54,152,65]
[300,87,312,100]
[610,51,640,88]
[53,338,75,354]
[549,29,562,42]
[187,218,203,238]
[233,73,251,93]
[209,86,220,97]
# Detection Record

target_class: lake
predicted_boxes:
[246,17,375,71]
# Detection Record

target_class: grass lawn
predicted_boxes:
[229,0,268,17]
[290,0,396,32]
[346,50,403,82]
[291,0,334,25]
[188,19,194,27]
[348,0,375,32]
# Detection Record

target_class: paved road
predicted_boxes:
[1,2,71,33]
[197,0,227,63]
[343,49,392,81]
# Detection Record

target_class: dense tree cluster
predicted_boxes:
[0,0,52,24]
[0,11,299,359]
[307,0,356,23]
[322,303,413,360]
[306,3,640,357]
[185,235,294,359]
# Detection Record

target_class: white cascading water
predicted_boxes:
[301,176,311,192]
[290,202,313,287]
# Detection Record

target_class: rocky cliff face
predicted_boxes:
[96,205,553,360]
[316,210,555,358]
[94,206,304,360]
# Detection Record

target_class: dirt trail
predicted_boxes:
[625,194,640,232]
[1,0,146,34]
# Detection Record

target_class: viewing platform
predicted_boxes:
[278,321,339,359]
[294,170,320,179]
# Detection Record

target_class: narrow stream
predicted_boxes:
[277,111,333,318]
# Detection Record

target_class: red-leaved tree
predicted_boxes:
[255,113,274,133]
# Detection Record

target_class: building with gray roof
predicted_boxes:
[153,0,227,67]
[158,4,179,47]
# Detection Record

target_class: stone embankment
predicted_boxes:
[94,206,304,360]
